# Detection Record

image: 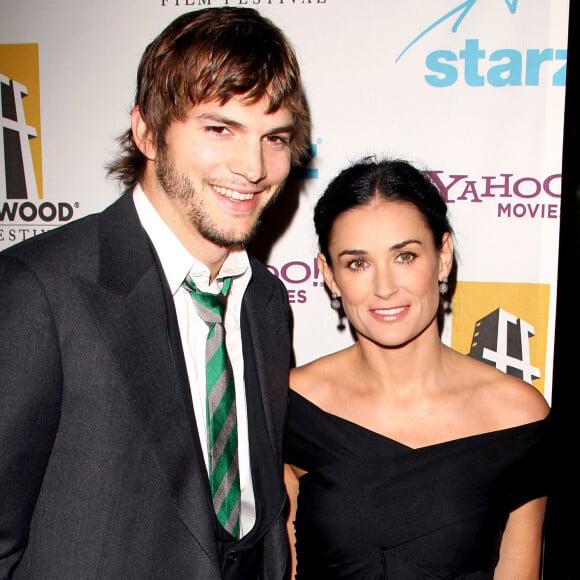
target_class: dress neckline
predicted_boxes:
[289,388,550,451]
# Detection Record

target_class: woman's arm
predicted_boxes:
[494,496,547,580]
[284,463,301,580]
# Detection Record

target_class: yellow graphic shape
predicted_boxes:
[0,43,42,198]
[451,281,550,396]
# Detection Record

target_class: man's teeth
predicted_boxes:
[214,186,255,201]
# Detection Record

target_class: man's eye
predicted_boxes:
[206,125,229,135]
[266,134,290,145]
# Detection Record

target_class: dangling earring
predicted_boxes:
[330,293,342,311]
[330,293,346,331]
[439,277,449,296]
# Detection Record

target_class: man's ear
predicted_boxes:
[131,106,157,160]
[318,253,340,297]
[439,232,454,280]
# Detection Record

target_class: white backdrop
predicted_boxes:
[1,0,570,402]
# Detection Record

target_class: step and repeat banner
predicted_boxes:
[1,1,569,402]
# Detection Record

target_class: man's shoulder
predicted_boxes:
[1,192,131,267]
[245,255,289,316]
[248,254,283,286]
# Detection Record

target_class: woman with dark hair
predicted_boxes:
[284,157,553,579]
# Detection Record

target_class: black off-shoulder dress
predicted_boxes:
[284,389,555,579]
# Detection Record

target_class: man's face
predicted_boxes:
[153,95,294,248]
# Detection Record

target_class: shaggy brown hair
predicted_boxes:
[107,7,310,188]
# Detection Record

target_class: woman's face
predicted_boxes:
[320,199,453,348]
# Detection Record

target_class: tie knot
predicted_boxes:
[183,276,232,323]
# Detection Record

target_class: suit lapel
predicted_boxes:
[79,192,219,564]
[241,260,291,526]
[241,261,288,451]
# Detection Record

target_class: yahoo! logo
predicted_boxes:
[266,257,324,304]
[428,170,561,220]
[396,1,567,87]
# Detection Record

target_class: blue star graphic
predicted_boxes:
[395,0,520,63]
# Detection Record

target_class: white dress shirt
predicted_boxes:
[132,185,256,536]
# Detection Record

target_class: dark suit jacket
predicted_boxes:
[0,191,292,579]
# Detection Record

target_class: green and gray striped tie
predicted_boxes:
[183,275,240,538]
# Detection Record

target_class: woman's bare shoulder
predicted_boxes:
[290,348,351,404]
[457,352,550,427]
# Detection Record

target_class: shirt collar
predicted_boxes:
[132,184,250,295]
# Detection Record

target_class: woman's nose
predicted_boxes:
[373,266,398,299]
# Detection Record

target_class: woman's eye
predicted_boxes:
[348,259,367,271]
[397,251,415,263]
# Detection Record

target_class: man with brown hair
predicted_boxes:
[0,7,310,579]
